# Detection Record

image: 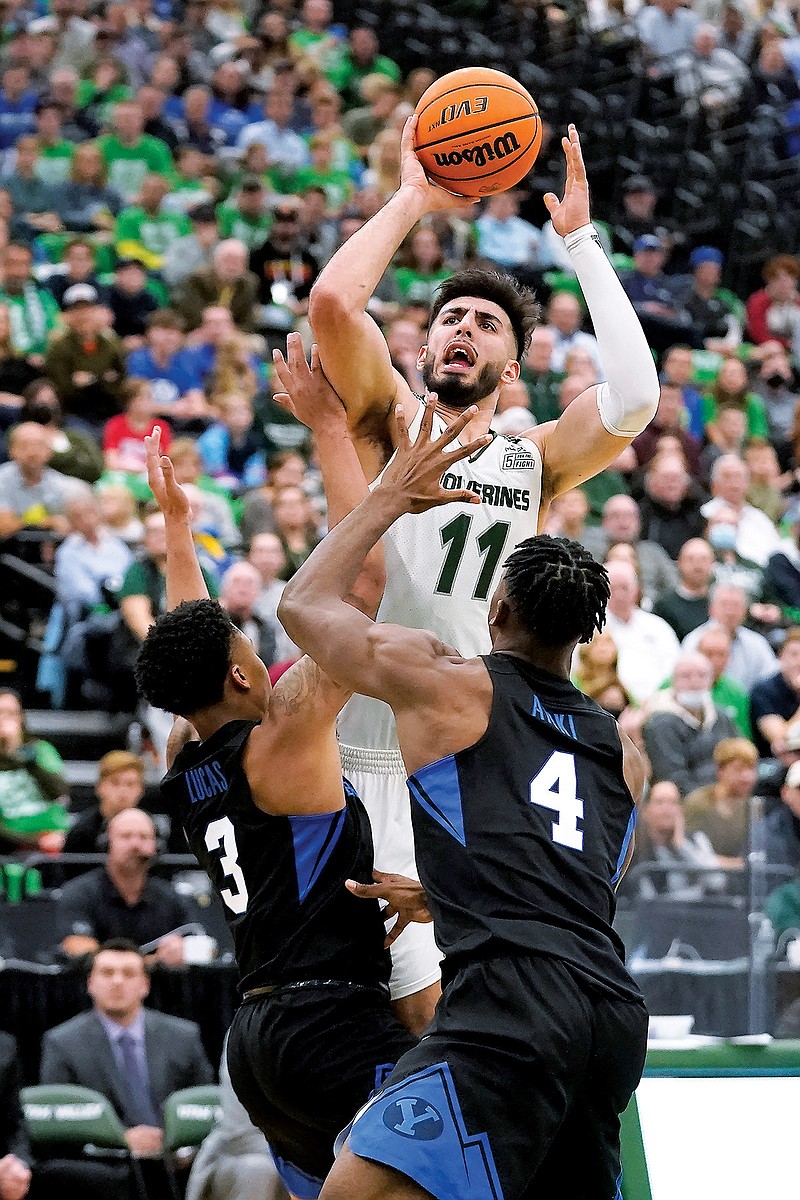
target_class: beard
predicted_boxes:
[422,358,504,410]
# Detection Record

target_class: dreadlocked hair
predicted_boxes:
[503,535,610,647]
[135,599,236,718]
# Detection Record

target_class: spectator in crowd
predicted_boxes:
[219,559,278,666]
[175,238,259,332]
[95,99,174,204]
[702,357,769,440]
[637,0,699,78]
[103,379,172,478]
[674,24,749,121]
[58,809,190,963]
[675,246,742,352]
[108,258,160,347]
[643,651,738,794]
[684,581,777,691]
[652,537,714,640]
[612,175,662,257]
[389,226,450,307]
[0,242,61,359]
[58,140,123,235]
[763,759,800,870]
[0,686,67,852]
[660,343,705,439]
[0,66,38,152]
[0,1033,32,1200]
[237,84,311,174]
[272,483,320,580]
[44,284,126,434]
[623,779,720,901]
[326,24,401,108]
[341,74,399,150]
[520,324,562,424]
[0,421,79,540]
[44,239,108,312]
[620,235,697,354]
[248,530,298,659]
[197,393,265,494]
[751,626,800,758]
[20,378,104,483]
[638,452,707,559]
[753,344,800,443]
[55,490,133,623]
[249,203,319,337]
[475,190,543,279]
[40,940,213,1166]
[700,404,747,484]
[581,492,678,605]
[745,254,800,349]
[696,623,753,738]
[126,311,206,424]
[603,558,681,703]
[161,202,220,290]
[544,291,603,376]
[545,487,591,547]
[763,499,800,621]
[631,381,702,476]
[63,750,146,854]
[114,172,190,271]
[4,135,63,245]
[168,437,240,548]
[704,501,764,602]
[766,867,800,941]
[684,737,758,869]
[744,438,784,524]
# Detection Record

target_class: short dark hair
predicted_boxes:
[135,599,236,717]
[95,938,145,958]
[428,268,540,359]
[503,535,610,646]
[146,309,185,332]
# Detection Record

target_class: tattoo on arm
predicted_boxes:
[270,657,348,717]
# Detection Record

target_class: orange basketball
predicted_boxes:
[413,67,542,198]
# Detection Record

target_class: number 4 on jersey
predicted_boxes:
[529,751,584,851]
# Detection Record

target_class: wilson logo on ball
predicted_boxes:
[433,132,520,169]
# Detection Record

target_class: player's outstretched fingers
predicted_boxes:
[392,403,412,452]
[433,404,478,449]
[345,878,386,901]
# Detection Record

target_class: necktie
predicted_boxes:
[117,1031,159,1127]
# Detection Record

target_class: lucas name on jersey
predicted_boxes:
[440,472,532,511]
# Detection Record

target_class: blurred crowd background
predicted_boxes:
[2,0,800,1193]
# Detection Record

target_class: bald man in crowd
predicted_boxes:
[58,809,189,965]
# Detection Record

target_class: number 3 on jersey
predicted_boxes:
[205,816,249,914]
[436,515,510,601]
[530,752,584,851]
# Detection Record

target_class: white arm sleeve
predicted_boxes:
[563,223,660,437]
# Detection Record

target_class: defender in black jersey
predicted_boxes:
[133,381,482,1198]
[279,401,650,1200]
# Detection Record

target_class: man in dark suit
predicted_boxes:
[173,240,259,332]
[40,940,213,1162]
[0,1032,32,1200]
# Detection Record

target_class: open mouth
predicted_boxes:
[441,341,477,372]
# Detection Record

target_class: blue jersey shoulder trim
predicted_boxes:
[408,756,466,847]
[288,807,346,901]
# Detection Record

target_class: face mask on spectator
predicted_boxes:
[709,524,737,552]
[675,689,711,710]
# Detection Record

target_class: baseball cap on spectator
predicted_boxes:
[623,175,655,194]
[785,761,800,787]
[633,234,664,252]
[62,283,99,308]
[689,246,724,269]
[785,723,800,752]
[28,16,58,34]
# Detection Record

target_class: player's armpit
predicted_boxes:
[266,655,350,724]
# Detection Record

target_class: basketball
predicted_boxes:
[413,67,542,198]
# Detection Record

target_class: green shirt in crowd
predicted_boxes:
[115,205,191,269]
[96,134,175,203]
[0,285,61,356]
[36,142,75,186]
[701,390,769,440]
[217,206,273,251]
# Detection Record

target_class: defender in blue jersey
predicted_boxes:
[280,399,649,1200]
[133,356,482,1199]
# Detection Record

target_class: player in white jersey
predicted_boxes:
[309,123,660,1032]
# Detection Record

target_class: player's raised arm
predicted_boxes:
[532,126,660,498]
[278,399,488,702]
[272,333,384,617]
[145,426,210,610]
[309,116,476,427]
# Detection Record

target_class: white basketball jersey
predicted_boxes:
[338,407,544,754]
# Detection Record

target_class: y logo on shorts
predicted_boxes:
[383,1097,444,1140]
